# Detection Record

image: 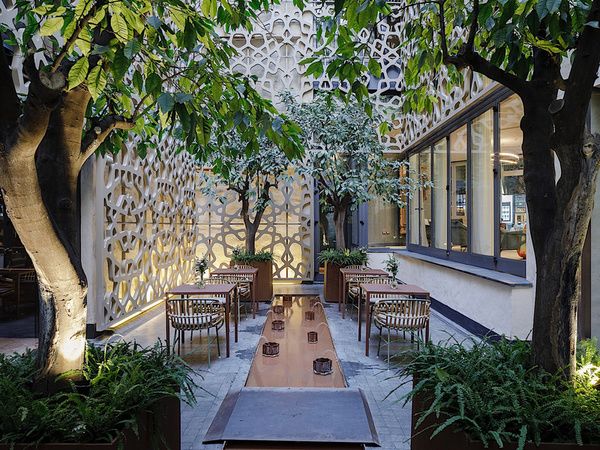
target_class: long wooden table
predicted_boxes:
[166,283,237,357]
[211,267,258,318]
[338,267,388,319]
[359,283,430,356]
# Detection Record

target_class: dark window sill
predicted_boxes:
[369,248,532,288]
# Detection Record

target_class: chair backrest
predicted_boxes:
[212,273,252,283]
[205,277,231,285]
[373,298,430,331]
[346,265,367,270]
[362,276,394,285]
[166,298,225,330]
[232,264,254,270]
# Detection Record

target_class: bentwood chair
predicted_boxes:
[373,298,431,366]
[346,274,391,319]
[166,297,225,366]
[211,273,254,317]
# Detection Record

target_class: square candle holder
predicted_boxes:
[271,319,285,331]
[305,310,315,321]
[262,342,280,357]
[307,331,318,343]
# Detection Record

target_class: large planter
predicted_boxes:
[411,380,600,450]
[0,396,180,450]
[231,259,273,301]
[324,262,342,303]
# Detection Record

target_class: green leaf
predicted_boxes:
[68,57,89,90]
[87,64,107,100]
[158,93,175,113]
[367,58,381,78]
[124,39,141,59]
[39,17,63,36]
[145,73,162,95]
[112,49,130,80]
[110,13,128,43]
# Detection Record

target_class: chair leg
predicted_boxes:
[387,328,391,368]
[216,326,221,357]
[377,326,383,357]
[177,330,181,356]
[207,327,211,368]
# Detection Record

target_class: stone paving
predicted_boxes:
[0,284,472,450]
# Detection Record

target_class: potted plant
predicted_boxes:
[0,342,196,450]
[401,338,600,450]
[318,248,368,302]
[385,255,399,281]
[230,248,274,301]
[194,255,209,287]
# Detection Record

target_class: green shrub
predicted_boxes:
[317,248,368,267]
[0,342,196,445]
[398,338,600,449]
[231,248,273,263]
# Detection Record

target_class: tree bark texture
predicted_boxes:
[0,62,90,377]
[333,206,346,250]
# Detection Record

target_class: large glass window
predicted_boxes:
[450,125,468,251]
[409,153,420,245]
[419,151,432,247]
[368,157,406,246]
[432,139,447,249]
[499,96,526,260]
[393,93,529,276]
[471,110,495,256]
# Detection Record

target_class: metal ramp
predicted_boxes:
[204,387,380,448]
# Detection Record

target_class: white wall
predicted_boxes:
[368,252,535,338]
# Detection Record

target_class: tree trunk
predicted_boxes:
[0,139,87,378]
[333,207,346,250]
[530,134,600,378]
[0,87,90,378]
[245,223,258,255]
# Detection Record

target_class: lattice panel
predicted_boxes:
[101,144,313,328]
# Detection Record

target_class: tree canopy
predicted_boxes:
[1,0,304,162]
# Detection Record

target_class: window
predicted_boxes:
[450,125,468,251]
[402,93,527,276]
[432,139,448,249]
[368,157,405,246]
[409,153,420,245]
[419,151,432,247]
[499,96,526,260]
[471,110,494,256]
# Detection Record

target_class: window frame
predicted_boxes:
[404,88,526,277]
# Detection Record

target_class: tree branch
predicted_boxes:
[558,0,600,144]
[466,0,479,51]
[51,1,103,73]
[447,48,530,97]
[0,33,20,129]
[7,56,65,156]
[80,115,133,164]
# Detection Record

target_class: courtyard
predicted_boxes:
[1,0,600,448]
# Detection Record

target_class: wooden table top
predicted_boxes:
[212,268,258,275]
[167,283,236,296]
[360,283,430,296]
[339,267,388,276]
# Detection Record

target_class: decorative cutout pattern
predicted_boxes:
[99,146,313,328]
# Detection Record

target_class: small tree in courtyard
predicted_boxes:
[304,0,600,378]
[283,92,416,250]
[0,0,302,378]
[202,135,291,255]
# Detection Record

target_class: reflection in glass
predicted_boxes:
[433,139,447,250]
[471,110,494,256]
[409,153,420,245]
[419,151,432,247]
[450,126,468,251]
[367,155,405,246]
[500,96,527,260]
